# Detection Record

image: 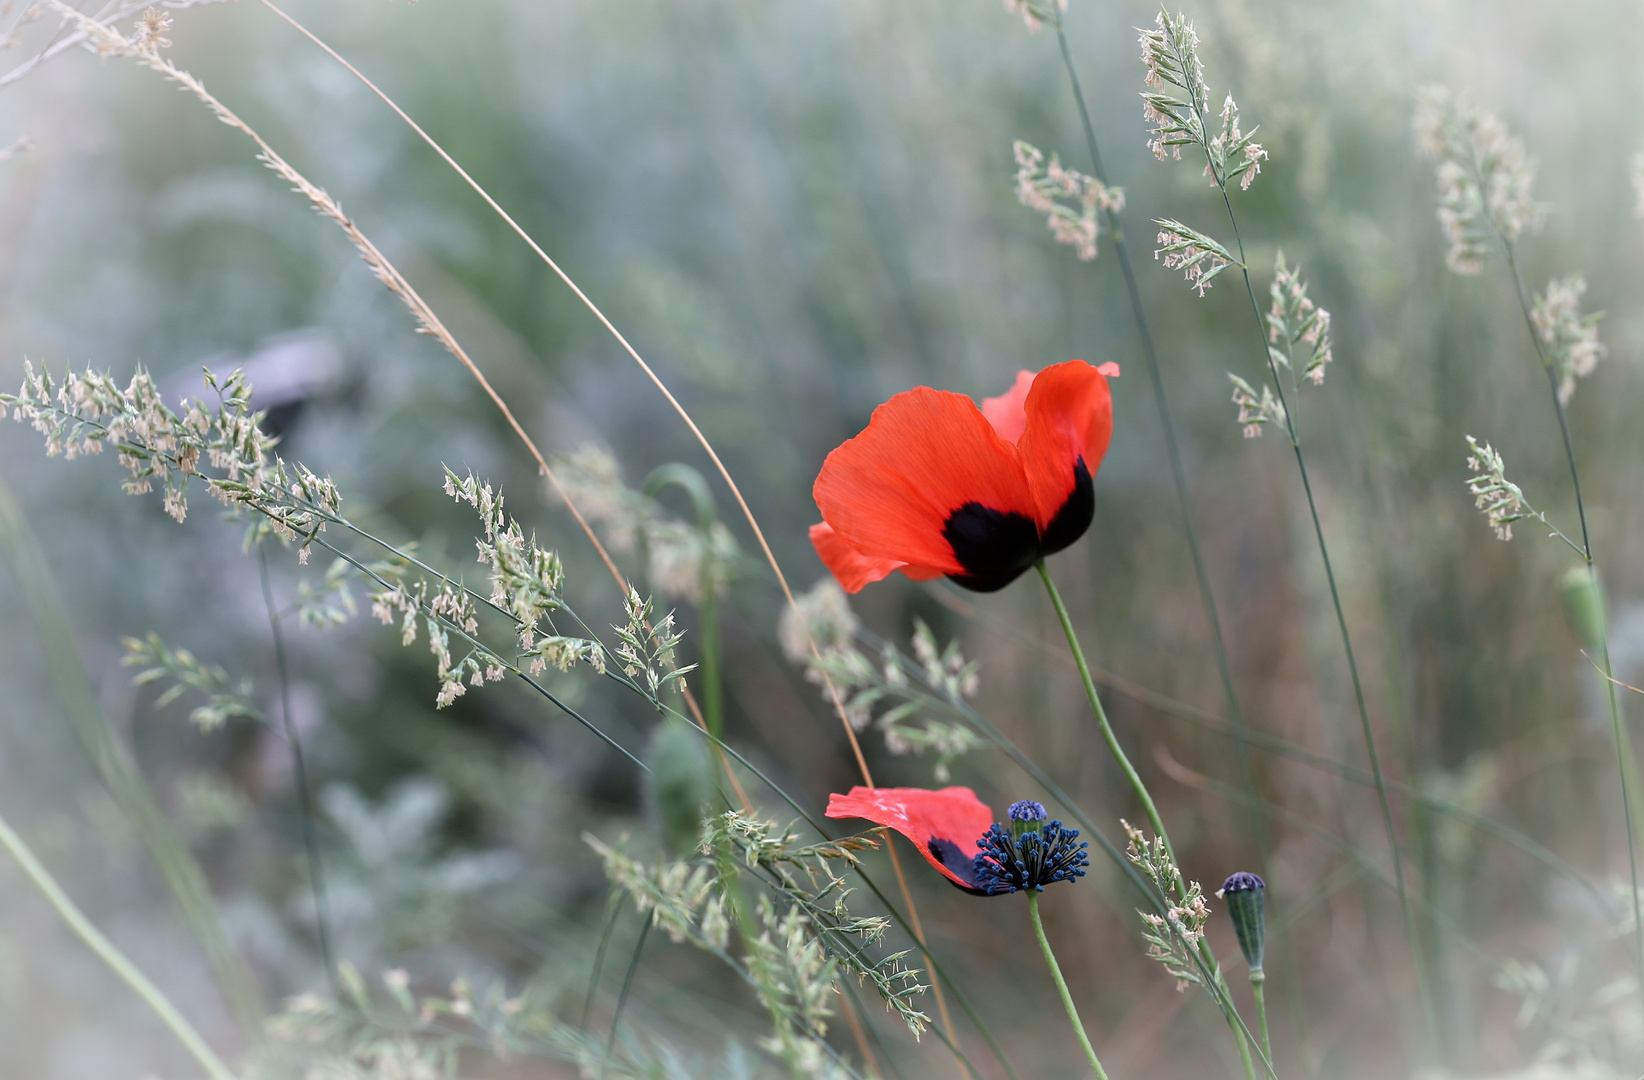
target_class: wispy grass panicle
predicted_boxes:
[1002,0,1066,34]
[1267,252,1334,387]
[1414,86,1546,274]
[779,581,981,780]
[1124,821,1211,992]
[121,632,262,731]
[1139,11,1266,189]
[1144,14,1438,1061]
[1012,139,1123,261]
[1530,275,1607,405]
[1228,374,1286,438]
[1154,218,1238,295]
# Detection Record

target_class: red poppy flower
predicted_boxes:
[826,787,1089,896]
[810,360,1120,593]
[827,785,998,894]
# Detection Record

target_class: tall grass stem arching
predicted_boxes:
[258,546,337,987]
[1499,240,1644,1023]
[244,4,971,1056]
[0,810,238,1080]
[1160,53,1442,1055]
[1046,6,1267,865]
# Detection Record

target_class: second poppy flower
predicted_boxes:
[810,360,1119,593]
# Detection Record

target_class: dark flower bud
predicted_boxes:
[1009,800,1047,839]
[646,717,712,857]
[1218,872,1266,973]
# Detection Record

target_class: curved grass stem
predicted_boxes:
[0,810,238,1080]
[1499,241,1644,1032]
[1202,131,1439,1059]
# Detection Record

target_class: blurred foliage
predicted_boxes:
[1,0,1644,1077]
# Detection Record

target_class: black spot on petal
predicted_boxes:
[1038,457,1094,556]
[927,836,990,895]
[943,503,1039,592]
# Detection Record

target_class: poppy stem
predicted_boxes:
[1034,560,1171,851]
[1037,560,1264,1080]
[1028,890,1109,1080]
[1252,973,1273,1067]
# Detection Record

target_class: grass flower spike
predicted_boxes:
[810,360,1119,593]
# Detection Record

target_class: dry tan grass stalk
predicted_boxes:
[248,4,965,1063]
[61,6,962,1064]
[46,1,629,596]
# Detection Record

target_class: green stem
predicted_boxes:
[1036,561,1261,1080]
[1252,973,1272,1067]
[1036,561,1170,848]
[258,548,336,985]
[1049,15,1268,867]
[1028,891,1109,1080]
[1203,134,1439,1059]
[1499,241,1644,1035]
[0,811,238,1080]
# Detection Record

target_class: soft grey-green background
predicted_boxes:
[1,0,1641,1076]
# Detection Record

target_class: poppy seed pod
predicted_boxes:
[1560,564,1607,655]
[646,717,713,857]
[1219,872,1266,974]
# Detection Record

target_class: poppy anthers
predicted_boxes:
[810,360,1119,593]
[826,786,1088,896]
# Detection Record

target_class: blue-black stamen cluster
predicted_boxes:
[971,807,1089,895]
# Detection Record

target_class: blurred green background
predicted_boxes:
[2,0,1643,1076]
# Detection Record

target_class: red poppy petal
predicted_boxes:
[826,785,996,890]
[1016,360,1116,529]
[809,523,944,593]
[814,388,1036,571]
[980,369,1034,445]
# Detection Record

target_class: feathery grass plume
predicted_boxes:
[1002,0,1066,33]
[549,445,741,603]
[121,631,263,731]
[708,812,928,1036]
[779,582,980,780]
[1531,275,1607,405]
[294,557,357,630]
[612,588,696,701]
[1139,10,1266,189]
[589,822,888,1077]
[1154,218,1238,295]
[585,835,732,950]
[1413,85,1546,274]
[0,364,586,709]
[1462,436,1535,543]
[1012,139,1123,261]
[444,469,567,649]
[1123,820,1211,991]
[1227,374,1286,438]
[1266,251,1334,386]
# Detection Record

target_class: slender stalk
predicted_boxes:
[1036,562,1261,1080]
[1028,891,1110,1080]
[0,810,238,1080]
[1499,242,1644,1023]
[258,548,336,985]
[1199,122,1440,1056]
[600,915,652,1080]
[1252,973,1272,1066]
[1048,7,1266,864]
